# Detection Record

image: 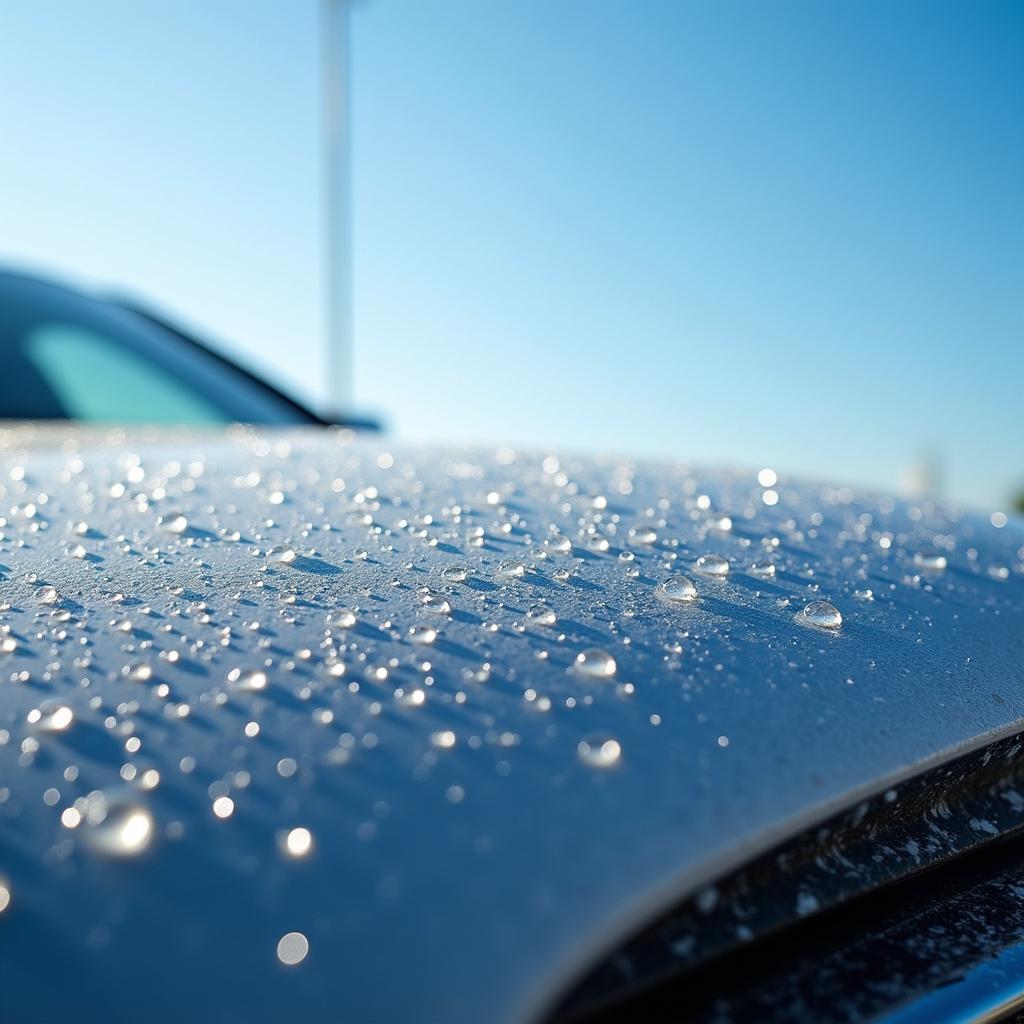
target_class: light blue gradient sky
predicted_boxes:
[1,1,1021,509]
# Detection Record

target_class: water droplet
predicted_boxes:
[277,931,309,966]
[34,585,59,605]
[327,608,357,629]
[526,605,557,626]
[544,533,572,554]
[441,565,469,583]
[694,554,730,577]
[421,593,452,615]
[212,796,235,819]
[408,625,437,645]
[157,511,188,534]
[124,662,153,682]
[574,649,617,678]
[283,827,313,858]
[628,525,658,545]
[497,559,526,579]
[658,575,698,602]
[799,600,842,629]
[65,543,87,560]
[84,798,154,857]
[228,667,269,692]
[577,733,622,768]
[913,550,947,571]
[27,701,74,732]
[749,560,776,578]
[268,544,296,564]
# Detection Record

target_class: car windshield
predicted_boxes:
[0,272,314,425]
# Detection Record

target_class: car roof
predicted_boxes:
[0,428,1021,1022]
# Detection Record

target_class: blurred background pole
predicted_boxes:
[322,0,351,416]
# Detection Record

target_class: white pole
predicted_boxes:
[321,0,351,416]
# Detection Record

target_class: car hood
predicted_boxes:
[0,425,1021,1023]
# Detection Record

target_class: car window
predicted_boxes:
[0,272,314,425]
[24,323,231,424]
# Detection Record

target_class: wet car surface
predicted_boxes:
[0,426,1021,1022]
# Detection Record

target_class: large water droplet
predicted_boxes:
[577,733,622,768]
[268,544,296,565]
[441,565,469,584]
[799,600,843,629]
[694,554,730,577]
[34,585,59,605]
[658,575,698,602]
[408,625,437,645]
[749,560,776,578]
[574,649,617,678]
[497,559,526,579]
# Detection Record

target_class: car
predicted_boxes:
[0,268,377,430]
[0,269,1022,1023]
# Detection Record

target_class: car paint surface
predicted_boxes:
[0,425,1021,1022]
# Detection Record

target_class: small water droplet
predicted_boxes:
[283,827,313,858]
[228,667,269,692]
[577,732,622,768]
[421,593,452,615]
[84,798,154,857]
[277,931,309,966]
[34,585,59,605]
[212,796,235,818]
[913,550,947,571]
[408,625,437,645]
[544,533,572,554]
[658,575,698,602]
[441,565,469,583]
[497,559,526,579]
[157,511,188,535]
[27,701,74,732]
[749,560,776,578]
[526,605,557,626]
[628,525,658,546]
[574,649,617,678]
[268,544,296,564]
[799,600,842,629]
[327,608,357,629]
[694,554,730,577]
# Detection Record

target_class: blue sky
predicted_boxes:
[0,1,1021,510]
